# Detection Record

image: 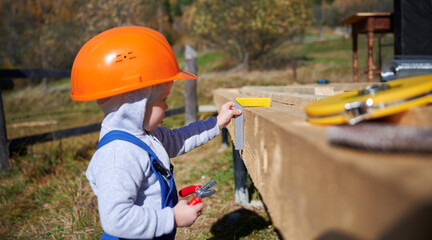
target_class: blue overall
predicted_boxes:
[96,130,178,240]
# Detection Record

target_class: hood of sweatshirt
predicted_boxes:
[97,82,172,138]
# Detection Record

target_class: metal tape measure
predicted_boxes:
[305,74,432,125]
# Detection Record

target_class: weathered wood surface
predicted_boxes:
[213,84,432,240]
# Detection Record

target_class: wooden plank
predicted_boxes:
[374,17,392,30]
[9,120,58,128]
[341,12,392,25]
[213,86,432,240]
[239,83,374,109]
[9,123,101,154]
[0,69,71,79]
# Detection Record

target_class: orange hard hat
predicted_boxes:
[70,26,197,101]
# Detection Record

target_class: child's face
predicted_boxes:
[143,84,172,132]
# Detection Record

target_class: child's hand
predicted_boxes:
[216,101,242,129]
[173,200,204,227]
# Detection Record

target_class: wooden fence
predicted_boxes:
[0,46,205,173]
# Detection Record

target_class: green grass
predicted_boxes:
[1,32,378,239]
[177,50,234,74]
[303,37,351,52]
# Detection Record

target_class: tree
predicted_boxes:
[187,0,311,69]
[0,0,192,73]
[0,0,82,69]
[72,0,194,46]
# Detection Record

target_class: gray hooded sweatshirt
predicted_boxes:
[86,84,220,239]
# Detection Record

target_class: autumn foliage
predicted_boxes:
[186,0,311,69]
[0,0,392,71]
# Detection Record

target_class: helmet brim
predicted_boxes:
[175,69,197,80]
[71,69,198,101]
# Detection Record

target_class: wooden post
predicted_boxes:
[378,35,382,69]
[221,127,228,150]
[353,33,358,82]
[184,45,197,125]
[233,143,249,205]
[0,89,9,173]
[243,52,249,72]
[367,17,375,82]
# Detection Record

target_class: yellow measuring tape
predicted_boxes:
[305,74,432,125]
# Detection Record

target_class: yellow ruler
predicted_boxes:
[236,97,271,107]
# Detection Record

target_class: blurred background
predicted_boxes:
[1,0,393,85]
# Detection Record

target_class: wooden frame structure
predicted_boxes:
[214,84,432,239]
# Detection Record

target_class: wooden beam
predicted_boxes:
[213,85,432,240]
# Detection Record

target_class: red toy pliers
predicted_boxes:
[179,180,217,206]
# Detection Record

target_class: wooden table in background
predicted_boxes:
[341,12,393,82]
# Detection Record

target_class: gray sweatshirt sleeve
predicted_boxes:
[151,117,220,157]
[87,141,175,239]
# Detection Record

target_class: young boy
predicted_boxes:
[70,26,241,239]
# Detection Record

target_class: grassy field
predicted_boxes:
[0,34,393,239]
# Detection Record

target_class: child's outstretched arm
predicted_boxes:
[216,101,242,129]
[151,101,241,157]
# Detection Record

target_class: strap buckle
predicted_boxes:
[152,160,172,179]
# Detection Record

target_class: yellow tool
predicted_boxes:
[235,97,271,107]
[305,74,432,125]
[235,97,271,150]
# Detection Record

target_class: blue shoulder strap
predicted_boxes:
[97,130,177,240]
[97,130,158,159]
[97,130,177,209]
